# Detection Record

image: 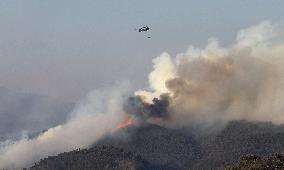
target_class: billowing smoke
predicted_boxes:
[1,21,284,169]
[0,84,131,169]
[135,21,284,128]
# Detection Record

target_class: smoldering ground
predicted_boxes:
[1,21,284,169]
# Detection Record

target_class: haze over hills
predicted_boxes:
[0,86,74,141]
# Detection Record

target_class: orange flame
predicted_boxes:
[116,118,133,129]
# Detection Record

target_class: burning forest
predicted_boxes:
[2,21,284,169]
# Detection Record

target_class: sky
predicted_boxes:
[0,0,284,101]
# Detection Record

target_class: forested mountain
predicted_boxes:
[27,121,284,170]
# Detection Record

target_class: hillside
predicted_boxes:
[28,145,176,170]
[194,121,284,169]
[27,121,284,169]
[97,123,201,169]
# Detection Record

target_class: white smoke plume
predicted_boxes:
[135,52,176,103]
[0,84,131,169]
[138,21,284,127]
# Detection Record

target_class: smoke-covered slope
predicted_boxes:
[27,121,284,170]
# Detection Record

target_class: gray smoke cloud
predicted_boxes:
[136,21,284,128]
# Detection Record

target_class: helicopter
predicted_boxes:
[135,26,151,38]
[138,26,150,32]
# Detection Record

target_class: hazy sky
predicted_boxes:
[0,0,284,101]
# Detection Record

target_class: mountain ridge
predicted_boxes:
[25,120,284,169]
